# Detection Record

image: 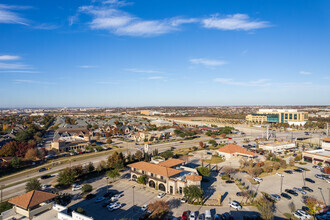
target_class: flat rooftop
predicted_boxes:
[305,150,330,157]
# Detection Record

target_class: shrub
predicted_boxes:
[76,207,85,214]
[82,184,93,194]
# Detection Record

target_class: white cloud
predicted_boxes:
[77,5,196,36]
[0,70,39,73]
[202,14,269,31]
[190,58,227,67]
[96,81,119,84]
[14,79,54,85]
[0,62,31,69]
[78,65,98,69]
[0,4,29,25]
[214,78,271,86]
[0,55,20,60]
[125,68,163,74]
[147,76,164,80]
[299,71,312,75]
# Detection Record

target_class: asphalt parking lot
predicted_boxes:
[258,163,329,215]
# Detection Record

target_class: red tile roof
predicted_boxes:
[128,161,182,177]
[186,174,202,181]
[217,144,255,156]
[9,190,57,209]
[158,159,185,168]
[321,137,330,142]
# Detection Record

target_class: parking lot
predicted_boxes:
[257,163,329,215]
[65,173,261,220]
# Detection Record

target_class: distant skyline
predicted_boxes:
[0,0,330,107]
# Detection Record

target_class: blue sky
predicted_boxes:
[0,0,329,107]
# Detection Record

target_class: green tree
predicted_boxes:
[106,138,112,144]
[82,184,93,194]
[256,198,274,220]
[0,201,13,213]
[85,162,95,173]
[25,178,41,192]
[197,166,211,177]
[10,157,21,169]
[57,168,76,185]
[137,175,147,184]
[160,150,173,159]
[183,185,203,203]
[107,169,120,182]
[208,140,217,147]
[135,150,143,161]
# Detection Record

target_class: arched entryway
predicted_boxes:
[149,180,156,188]
[159,183,166,192]
[132,175,137,181]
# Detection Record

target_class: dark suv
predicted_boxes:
[302,186,313,192]
[305,178,315,183]
[285,189,298,196]
[281,192,292,199]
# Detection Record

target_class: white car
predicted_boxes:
[276,172,284,177]
[293,187,307,195]
[72,184,82,191]
[270,194,281,201]
[95,196,105,203]
[253,177,263,182]
[141,204,148,212]
[189,212,196,220]
[111,194,122,201]
[294,211,306,219]
[326,179,330,183]
[229,201,242,209]
[296,209,312,219]
[107,202,121,211]
[181,197,187,203]
[157,192,166,198]
[315,174,325,180]
[41,184,51,190]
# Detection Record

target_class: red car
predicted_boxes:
[182,211,188,219]
[228,137,232,139]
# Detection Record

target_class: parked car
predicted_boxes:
[214,214,221,220]
[141,204,148,212]
[293,211,306,220]
[285,189,298,196]
[181,197,187,203]
[111,194,122,201]
[305,178,315,183]
[284,170,293,174]
[181,211,188,220]
[253,177,263,182]
[302,186,313,192]
[198,214,204,220]
[221,213,234,220]
[294,168,304,173]
[41,184,51,190]
[225,180,234,184]
[296,209,312,219]
[270,194,281,201]
[276,172,284,177]
[72,184,82,191]
[236,192,243,196]
[293,187,307,195]
[229,201,242,209]
[315,174,325,180]
[240,170,248,174]
[205,210,212,220]
[189,212,196,220]
[95,196,105,203]
[157,192,166,198]
[280,192,292,200]
[107,202,122,211]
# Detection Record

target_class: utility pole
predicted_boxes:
[106,177,109,193]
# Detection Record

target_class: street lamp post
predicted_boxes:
[302,172,306,186]
[132,186,135,213]
[106,177,109,193]
[318,187,327,206]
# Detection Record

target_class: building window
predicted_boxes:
[151,173,154,177]
[160,176,163,180]
[285,114,288,119]
[133,168,136,172]
[294,114,297,120]
[289,114,292,119]
[142,171,145,174]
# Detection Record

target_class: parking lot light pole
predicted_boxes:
[106,177,109,193]
[318,187,327,206]
[132,186,135,213]
[280,176,284,193]
[302,172,305,186]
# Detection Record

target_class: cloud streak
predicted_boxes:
[13,79,55,85]
[190,58,227,67]
[0,55,20,60]
[214,78,271,86]
[299,71,312,75]
[125,68,163,74]
[0,4,29,25]
[202,14,270,31]
[0,62,31,69]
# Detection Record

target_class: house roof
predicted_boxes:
[321,137,330,142]
[186,174,202,181]
[158,159,185,168]
[217,144,255,156]
[9,190,58,209]
[128,161,182,177]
